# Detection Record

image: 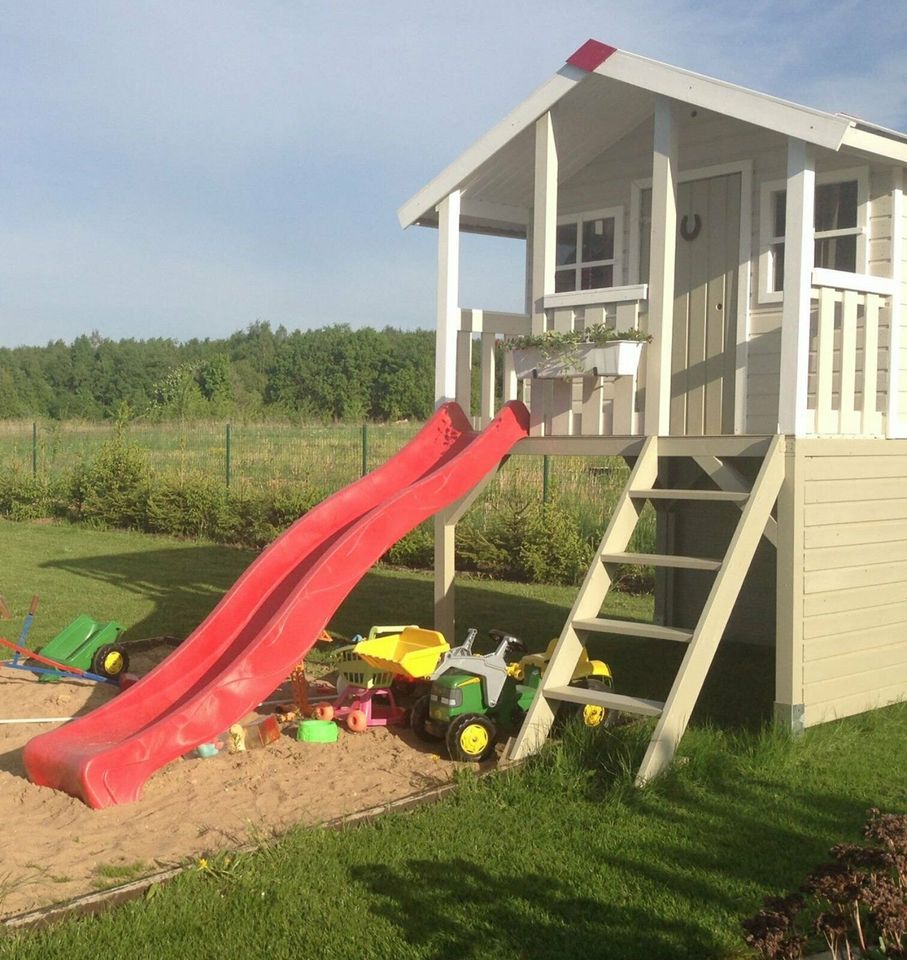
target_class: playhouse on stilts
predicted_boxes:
[399,40,907,782]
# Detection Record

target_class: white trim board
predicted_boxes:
[397,43,907,231]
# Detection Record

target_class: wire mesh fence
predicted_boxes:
[0,419,640,539]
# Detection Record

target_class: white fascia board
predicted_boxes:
[594,50,852,151]
[397,65,585,229]
[840,126,907,165]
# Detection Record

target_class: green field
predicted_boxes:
[0,417,652,545]
[0,521,903,959]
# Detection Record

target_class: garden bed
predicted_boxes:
[0,640,457,918]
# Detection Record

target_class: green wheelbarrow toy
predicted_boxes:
[0,595,129,685]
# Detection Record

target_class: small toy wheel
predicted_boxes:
[445,713,496,762]
[346,709,368,733]
[314,703,334,722]
[91,644,129,680]
[409,694,441,742]
[574,676,616,728]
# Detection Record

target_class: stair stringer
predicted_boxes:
[507,436,660,762]
[634,435,785,783]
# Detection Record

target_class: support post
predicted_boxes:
[435,191,461,406]
[32,422,37,478]
[433,509,456,643]
[888,167,904,438]
[643,96,679,437]
[529,112,558,436]
[777,139,815,436]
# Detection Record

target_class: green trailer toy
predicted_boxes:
[35,614,129,682]
[411,628,613,762]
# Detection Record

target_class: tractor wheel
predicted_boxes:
[445,713,496,763]
[409,694,441,742]
[346,709,368,733]
[91,644,129,680]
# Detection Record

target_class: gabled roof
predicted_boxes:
[399,39,907,234]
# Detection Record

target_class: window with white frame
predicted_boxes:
[759,168,868,301]
[554,207,623,293]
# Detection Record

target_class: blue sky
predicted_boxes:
[1,1,905,348]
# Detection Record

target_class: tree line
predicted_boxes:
[0,322,439,422]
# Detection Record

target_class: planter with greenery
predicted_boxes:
[506,325,652,380]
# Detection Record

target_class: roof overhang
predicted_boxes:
[399,39,907,234]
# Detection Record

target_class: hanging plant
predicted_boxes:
[504,325,652,380]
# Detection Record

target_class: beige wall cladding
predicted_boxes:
[796,438,907,726]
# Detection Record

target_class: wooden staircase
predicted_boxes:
[507,434,785,784]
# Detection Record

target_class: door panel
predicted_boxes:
[670,173,741,436]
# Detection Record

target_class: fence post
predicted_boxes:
[225,423,232,488]
[542,455,551,504]
[361,423,369,477]
[32,422,37,478]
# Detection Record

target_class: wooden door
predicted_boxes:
[669,173,741,435]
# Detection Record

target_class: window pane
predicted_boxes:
[773,191,786,239]
[772,242,785,292]
[582,216,614,263]
[581,265,613,290]
[556,224,577,266]
[555,269,576,292]
[815,234,857,272]
[815,180,858,232]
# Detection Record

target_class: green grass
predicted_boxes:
[1,521,898,959]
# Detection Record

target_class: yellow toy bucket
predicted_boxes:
[354,626,449,680]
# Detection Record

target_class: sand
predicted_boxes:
[0,642,458,919]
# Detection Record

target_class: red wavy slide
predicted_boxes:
[24,401,530,808]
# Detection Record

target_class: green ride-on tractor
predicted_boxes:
[410,628,613,762]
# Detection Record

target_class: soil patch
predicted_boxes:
[0,642,457,918]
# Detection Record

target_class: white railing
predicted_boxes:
[806,269,894,436]
[454,287,649,437]
[535,285,648,437]
[456,309,531,426]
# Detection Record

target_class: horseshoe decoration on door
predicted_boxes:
[680,213,702,241]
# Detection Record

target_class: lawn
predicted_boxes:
[0,520,902,959]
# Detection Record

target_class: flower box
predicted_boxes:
[511,340,645,380]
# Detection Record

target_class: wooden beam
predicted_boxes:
[435,191,460,405]
[643,96,679,437]
[777,139,815,436]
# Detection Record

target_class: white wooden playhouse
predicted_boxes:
[398,40,907,781]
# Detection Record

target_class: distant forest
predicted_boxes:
[0,323,441,422]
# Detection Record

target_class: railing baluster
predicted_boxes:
[815,286,836,434]
[479,332,496,427]
[839,289,858,434]
[862,293,880,435]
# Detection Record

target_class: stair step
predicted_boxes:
[544,685,664,718]
[572,617,693,643]
[629,488,749,503]
[599,552,722,571]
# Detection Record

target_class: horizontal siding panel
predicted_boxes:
[805,557,907,594]
[804,681,907,727]
[802,455,907,481]
[804,569,907,613]
[805,497,907,526]
[805,539,907,572]
[805,518,907,548]
[805,477,907,504]
[804,600,907,642]
[803,636,907,683]
[804,661,907,704]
